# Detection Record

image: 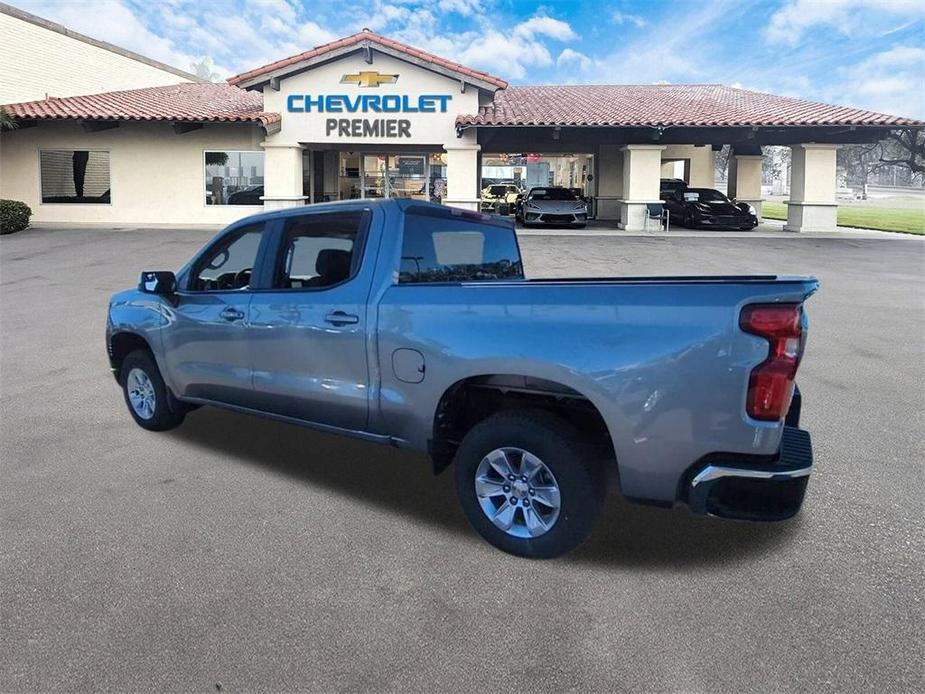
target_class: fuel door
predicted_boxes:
[392,348,425,384]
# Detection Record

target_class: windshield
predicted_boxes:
[529,188,576,201]
[683,189,730,203]
[488,186,510,196]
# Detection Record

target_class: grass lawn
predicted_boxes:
[762,201,925,235]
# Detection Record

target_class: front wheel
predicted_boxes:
[120,350,186,431]
[453,410,605,558]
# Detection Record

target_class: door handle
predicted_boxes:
[324,310,359,326]
[220,307,245,322]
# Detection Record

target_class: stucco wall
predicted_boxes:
[660,144,715,188]
[0,11,194,104]
[0,121,264,225]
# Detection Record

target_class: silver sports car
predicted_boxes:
[517,186,588,227]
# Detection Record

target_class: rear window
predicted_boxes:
[399,210,524,283]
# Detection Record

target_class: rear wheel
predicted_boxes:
[453,410,605,558]
[120,350,186,431]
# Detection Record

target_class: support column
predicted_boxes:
[595,144,624,221]
[261,142,307,209]
[443,133,481,211]
[785,144,838,232]
[727,152,764,220]
[688,146,715,188]
[618,144,665,231]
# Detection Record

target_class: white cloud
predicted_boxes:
[766,0,925,45]
[512,16,577,41]
[557,48,592,72]
[296,21,338,47]
[828,45,925,118]
[12,0,583,84]
[380,8,579,80]
[611,10,646,28]
[440,0,483,16]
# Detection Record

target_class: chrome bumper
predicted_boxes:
[687,427,813,521]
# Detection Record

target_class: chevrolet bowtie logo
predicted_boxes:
[341,71,399,88]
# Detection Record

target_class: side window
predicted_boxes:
[399,210,524,283]
[191,223,264,291]
[274,211,364,289]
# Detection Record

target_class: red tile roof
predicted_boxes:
[1,82,280,128]
[227,29,508,90]
[457,84,924,128]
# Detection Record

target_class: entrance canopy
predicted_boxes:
[458,84,923,153]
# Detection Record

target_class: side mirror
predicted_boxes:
[139,271,177,296]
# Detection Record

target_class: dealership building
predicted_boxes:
[1,5,922,231]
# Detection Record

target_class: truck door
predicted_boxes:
[163,221,268,406]
[246,209,374,431]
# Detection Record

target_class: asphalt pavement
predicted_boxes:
[1,225,923,692]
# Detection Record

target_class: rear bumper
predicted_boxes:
[686,427,813,521]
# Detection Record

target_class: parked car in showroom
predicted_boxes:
[227,185,264,205]
[516,186,588,228]
[660,177,688,200]
[107,199,816,559]
[480,184,521,215]
[664,187,759,230]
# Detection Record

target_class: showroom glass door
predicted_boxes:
[336,152,439,201]
[361,154,386,199]
[386,155,428,200]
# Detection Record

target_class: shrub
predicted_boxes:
[0,199,32,235]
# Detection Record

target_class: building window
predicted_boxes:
[204,151,265,205]
[40,150,111,204]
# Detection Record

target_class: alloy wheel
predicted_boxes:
[474,447,562,538]
[126,367,156,420]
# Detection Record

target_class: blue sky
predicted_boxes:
[14,0,925,117]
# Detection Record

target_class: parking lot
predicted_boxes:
[1,225,923,692]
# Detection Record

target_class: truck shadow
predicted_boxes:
[171,407,800,569]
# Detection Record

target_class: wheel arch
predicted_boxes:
[430,373,619,477]
[108,331,155,383]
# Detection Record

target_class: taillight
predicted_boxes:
[740,303,805,421]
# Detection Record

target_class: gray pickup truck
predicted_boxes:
[107,199,817,558]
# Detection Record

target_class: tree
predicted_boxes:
[191,56,221,83]
[874,129,925,175]
[205,152,228,167]
[762,146,790,184]
[714,145,730,180]
[0,107,16,131]
[838,128,925,189]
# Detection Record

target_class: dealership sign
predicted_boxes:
[286,71,453,139]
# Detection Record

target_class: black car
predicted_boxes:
[660,177,688,200]
[227,185,264,205]
[664,187,758,230]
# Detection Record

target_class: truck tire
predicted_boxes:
[453,410,605,559]
[120,349,186,431]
